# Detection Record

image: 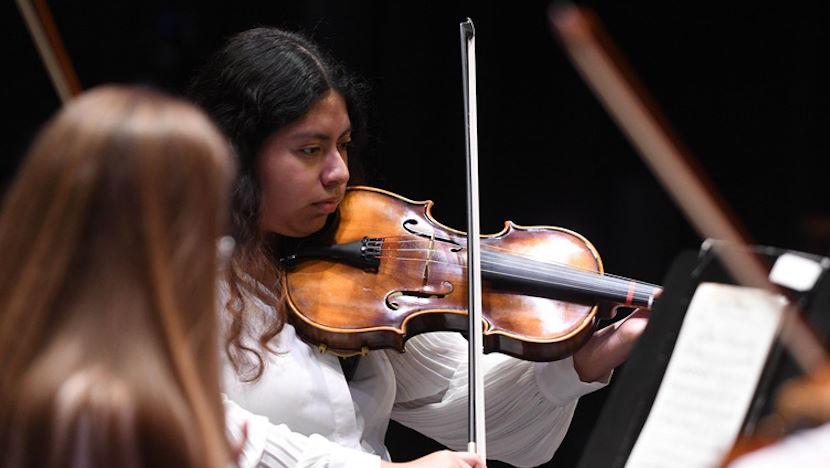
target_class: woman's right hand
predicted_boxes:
[381,450,486,468]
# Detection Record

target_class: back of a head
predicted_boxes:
[0,85,235,467]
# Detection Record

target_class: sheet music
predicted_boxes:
[769,252,826,292]
[625,283,786,468]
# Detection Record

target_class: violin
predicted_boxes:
[280,186,661,360]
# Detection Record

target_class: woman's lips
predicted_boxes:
[312,198,340,213]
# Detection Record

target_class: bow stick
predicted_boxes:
[460,17,487,459]
[15,0,81,103]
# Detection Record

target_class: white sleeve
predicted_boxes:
[388,332,609,467]
[224,396,382,468]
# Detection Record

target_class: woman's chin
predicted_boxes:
[287,219,329,238]
[264,213,330,238]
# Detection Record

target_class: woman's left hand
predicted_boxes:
[572,307,651,382]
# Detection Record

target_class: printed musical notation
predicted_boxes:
[626,283,786,468]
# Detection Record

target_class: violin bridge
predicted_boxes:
[423,232,436,283]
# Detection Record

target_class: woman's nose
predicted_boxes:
[321,149,349,187]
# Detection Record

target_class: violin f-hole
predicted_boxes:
[384,281,455,310]
[402,219,463,252]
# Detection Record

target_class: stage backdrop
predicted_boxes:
[5,1,829,466]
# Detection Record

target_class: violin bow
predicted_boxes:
[15,0,81,103]
[547,3,828,373]
[459,18,487,459]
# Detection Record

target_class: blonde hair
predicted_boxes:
[0,85,235,468]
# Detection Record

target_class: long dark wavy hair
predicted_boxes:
[188,27,368,381]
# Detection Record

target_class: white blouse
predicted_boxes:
[223,316,609,468]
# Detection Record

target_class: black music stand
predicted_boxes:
[576,243,830,468]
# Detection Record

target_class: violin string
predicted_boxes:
[377,235,659,297]
[382,235,657,287]
[380,243,655,297]
[375,255,655,305]
[380,236,660,292]
[392,242,639,286]
[381,236,593,276]
[483,250,659,301]
[377,246,657,303]
[368,235,660,308]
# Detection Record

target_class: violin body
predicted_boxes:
[283,186,659,361]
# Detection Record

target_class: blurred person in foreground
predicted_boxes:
[0,85,237,468]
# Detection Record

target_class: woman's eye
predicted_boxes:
[300,146,320,156]
[337,141,352,152]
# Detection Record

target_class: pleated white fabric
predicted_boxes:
[221,288,608,467]
[388,332,608,467]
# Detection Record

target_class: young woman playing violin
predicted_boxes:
[0,86,236,467]
[189,26,650,468]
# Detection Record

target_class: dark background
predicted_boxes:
[4,1,829,467]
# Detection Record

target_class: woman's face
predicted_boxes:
[257,91,351,237]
